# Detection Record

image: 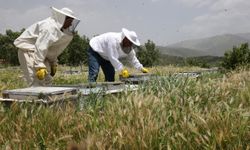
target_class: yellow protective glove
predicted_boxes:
[141,67,149,73]
[36,68,48,80]
[120,69,130,78]
[50,65,57,77]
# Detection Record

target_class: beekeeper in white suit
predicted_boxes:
[14,7,80,86]
[88,28,149,82]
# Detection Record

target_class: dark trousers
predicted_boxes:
[88,47,115,82]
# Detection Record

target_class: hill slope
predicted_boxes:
[160,33,250,57]
[157,46,211,57]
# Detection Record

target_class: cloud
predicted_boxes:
[151,0,161,2]
[1,0,249,45]
[0,6,50,33]
[177,0,250,40]
[177,0,216,8]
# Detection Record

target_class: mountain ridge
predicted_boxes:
[158,33,250,57]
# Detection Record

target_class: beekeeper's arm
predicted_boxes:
[127,50,143,69]
[106,43,132,77]
[34,30,57,69]
[127,50,149,73]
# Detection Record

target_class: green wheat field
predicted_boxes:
[0,66,249,149]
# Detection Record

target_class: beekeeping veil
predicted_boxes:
[51,7,80,33]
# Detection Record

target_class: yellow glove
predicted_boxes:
[120,69,130,78]
[141,67,149,73]
[50,65,57,77]
[36,68,48,80]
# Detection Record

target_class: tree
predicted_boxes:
[0,29,89,66]
[222,43,250,70]
[58,33,89,66]
[0,29,23,65]
[184,57,211,68]
[137,40,160,67]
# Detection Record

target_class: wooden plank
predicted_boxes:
[0,98,47,103]
[173,72,201,78]
[55,82,123,88]
[0,95,78,104]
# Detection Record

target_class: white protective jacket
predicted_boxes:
[89,32,143,71]
[14,8,76,69]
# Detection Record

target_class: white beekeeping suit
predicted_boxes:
[88,28,148,82]
[89,28,143,72]
[14,7,80,86]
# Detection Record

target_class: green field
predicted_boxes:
[0,66,249,149]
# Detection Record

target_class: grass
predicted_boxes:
[0,65,250,149]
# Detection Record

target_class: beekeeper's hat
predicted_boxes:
[122,28,140,46]
[51,7,78,19]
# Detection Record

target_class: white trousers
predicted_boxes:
[18,50,53,87]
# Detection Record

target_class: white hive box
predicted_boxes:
[2,86,78,102]
[1,82,139,103]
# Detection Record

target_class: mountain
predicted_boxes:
[236,33,250,41]
[160,33,250,57]
[157,46,211,57]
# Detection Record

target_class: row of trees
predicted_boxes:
[0,30,22,65]
[3,29,249,70]
[58,33,89,66]
[222,43,250,70]
[0,29,160,67]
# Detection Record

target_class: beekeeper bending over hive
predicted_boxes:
[14,7,80,86]
[88,28,149,82]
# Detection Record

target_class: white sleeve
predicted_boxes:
[127,50,143,70]
[34,30,57,68]
[107,43,124,71]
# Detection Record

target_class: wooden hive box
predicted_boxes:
[2,86,78,103]
[1,82,139,103]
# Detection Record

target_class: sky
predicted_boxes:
[1,0,250,46]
